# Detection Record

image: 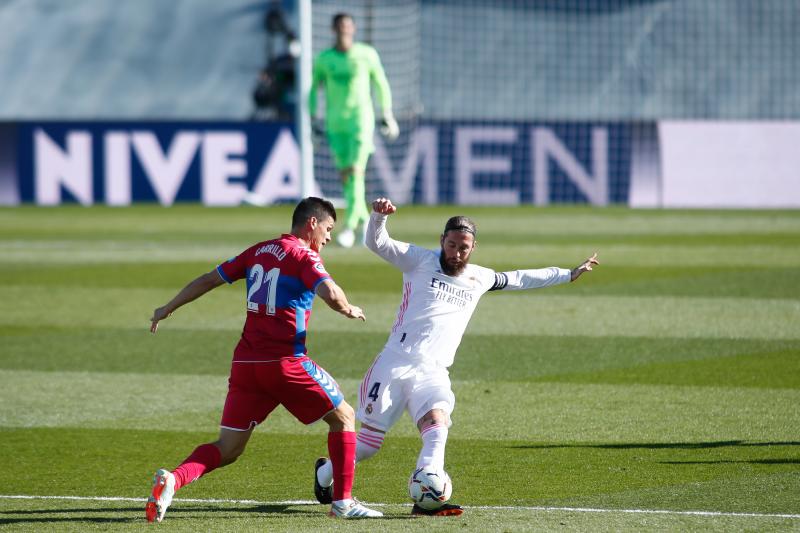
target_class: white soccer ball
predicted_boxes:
[408,466,452,510]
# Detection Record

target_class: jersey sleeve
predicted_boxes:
[298,250,333,291]
[488,267,571,291]
[368,46,392,113]
[308,54,325,118]
[365,212,427,272]
[476,265,499,292]
[216,248,251,284]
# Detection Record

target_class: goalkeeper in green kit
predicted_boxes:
[309,13,399,248]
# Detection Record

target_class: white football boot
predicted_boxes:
[336,228,355,248]
[145,468,176,522]
[328,499,383,518]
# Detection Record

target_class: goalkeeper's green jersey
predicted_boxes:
[309,42,393,136]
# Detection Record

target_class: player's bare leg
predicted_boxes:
[412,409,463,517]
[146,428,252,522]
[321,402,382,518]
[210,428,254,467]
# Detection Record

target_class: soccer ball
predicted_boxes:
[408,466,452,510]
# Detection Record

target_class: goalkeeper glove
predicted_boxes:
[379,112,399,141]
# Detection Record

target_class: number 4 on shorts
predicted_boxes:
[367,382,380,401]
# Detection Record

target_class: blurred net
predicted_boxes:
[305,1,799,206]
[421,0,800,121]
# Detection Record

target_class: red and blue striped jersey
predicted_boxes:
[217,234,332,361]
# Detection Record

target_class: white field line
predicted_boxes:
[0,494,798,520]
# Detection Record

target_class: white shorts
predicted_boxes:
[356,349,455,432]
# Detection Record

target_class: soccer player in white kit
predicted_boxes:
[314,197,599,516]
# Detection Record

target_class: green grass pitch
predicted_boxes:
[0,204,799,531]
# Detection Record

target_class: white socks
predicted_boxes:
[355,427,385,462]
[416,423,448,471]
[316,424,448,487]
[317,428,385,487]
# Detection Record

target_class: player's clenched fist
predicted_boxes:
[372,197,396,215]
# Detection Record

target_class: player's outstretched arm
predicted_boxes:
[150,270,225,333]
[316,279,366,321]
[366,197,427,273]
[490,253,599,291]
[570,252,599,282]
[366,197,396,252]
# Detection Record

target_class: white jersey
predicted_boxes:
[366,212,572,368]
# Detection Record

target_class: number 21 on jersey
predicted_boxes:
[247,265,279,315]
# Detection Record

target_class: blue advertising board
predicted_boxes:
[1,120,634,206]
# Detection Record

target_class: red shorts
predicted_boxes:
[220,356,344,430]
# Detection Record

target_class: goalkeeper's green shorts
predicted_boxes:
[328,131,374,172]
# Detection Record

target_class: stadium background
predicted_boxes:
[0,1,799,531]
[1,0,799,208]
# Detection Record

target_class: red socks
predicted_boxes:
[328,431,356,501]
[169,433,356,498]
[172,443,222,491]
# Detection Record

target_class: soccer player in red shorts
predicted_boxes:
[146,197,382,521]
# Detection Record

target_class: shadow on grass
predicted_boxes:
[508,441,800,450]
[661,458,800,465]
[244,505,413,520]
[0,503,413,524]
[0,509,138,525]
[0,507,141,515]
[0,517,134,525]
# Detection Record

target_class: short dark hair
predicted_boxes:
[443,215,477,236]
[332,12,353,27]
[292,197,336,229]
